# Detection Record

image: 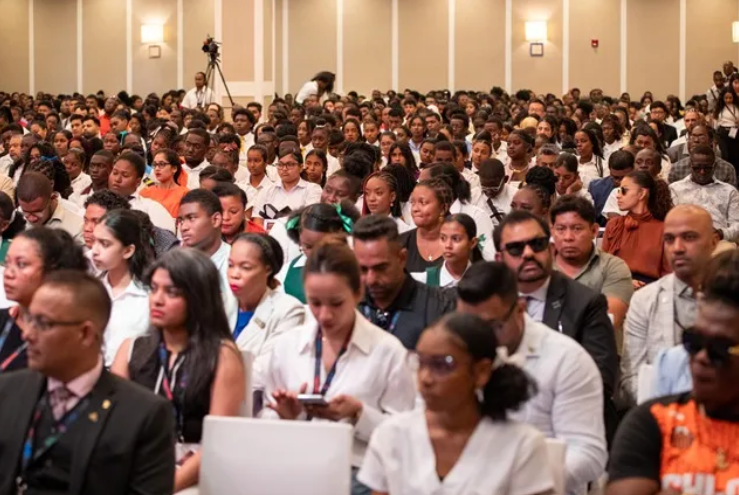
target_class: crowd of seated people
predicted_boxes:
[0,64,739,495]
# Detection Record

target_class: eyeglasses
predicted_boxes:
[407,353,459,376]
[682,328,739,367]
[691,164,714,172]
[277,162,300,170]
[501,236,549,257]
[618,187,630,195]
[152,161,172,169]
[22,311,85,332]
[481,176,506,194]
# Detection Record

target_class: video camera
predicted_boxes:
[202,35,220,61]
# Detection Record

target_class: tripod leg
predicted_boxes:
[214,61,235,108]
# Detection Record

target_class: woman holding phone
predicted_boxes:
[262,239,415,495]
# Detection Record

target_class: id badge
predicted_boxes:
[729,127,738,139]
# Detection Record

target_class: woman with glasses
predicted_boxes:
[263,239,415,495]
[252,151,322,228]
[0,228,87,373]
[602,170,672,287]
[112,248,245,493]
[358,312,552,495]
[139,149,189,218]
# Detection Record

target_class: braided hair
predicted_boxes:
[362,171,403,218]
[415,178,454,216]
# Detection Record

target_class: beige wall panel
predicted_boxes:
[511,0,563,95]
[132,0,178,95]
[275,0,283,93]
[264,0,273,83]
[222,0,254,81]
[35,0,77,94]
[398,0,447,92]
[568,0,620,96]
[183,0,215,88]
[288,0,336,94]
[82,0,127,95]
[627,0,679,99]
[455,0,505,92]
[686,0,736,98]
[343,0,392,96]
[0,0,29,93]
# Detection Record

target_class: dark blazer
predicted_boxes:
[662,123,678,148]
[542,272,618,397]
[0,369,175,495]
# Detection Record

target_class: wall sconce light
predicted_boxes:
[525,21,548,42]
[141,24,164,58]
[733,22,739,43]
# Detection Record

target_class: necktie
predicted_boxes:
[48,386,74,421]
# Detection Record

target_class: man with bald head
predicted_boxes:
[670,145,739,243]
[619,204,719,404]
[668,125,736,185]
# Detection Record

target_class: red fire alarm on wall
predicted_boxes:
[591,39,599,48]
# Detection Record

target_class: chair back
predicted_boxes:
[200,416,353,495]
[545,438,567,495]
[240,351,254,417]
[637,364,655,404]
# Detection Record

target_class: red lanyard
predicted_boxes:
[0,315,25,372]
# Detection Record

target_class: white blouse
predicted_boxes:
[253,179,322,219]
[717,106,739,128]
[261,311,416,466]
[102,276,150,366]
[358,408,554,495]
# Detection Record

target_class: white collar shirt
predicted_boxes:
[509,316,607,495]
[237,133,256,165]
[182,159,210,189]
[358,408,554,495]
[70,172,92,196]
[471,184,516,226]
[129,192,176,232]
[252,179,323,219]
[520,277,551,323]
[237,174,273,211]
[101,276,150,366]
[261,311,416,466]
[181,86,215,109]
[210,241,238,330]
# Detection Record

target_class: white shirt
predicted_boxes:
[358,408,554,495]
[182,160,210,190]
[0,155,13,175]
[237,174,273,212]
[411,261,470,288]
[129,192,176,232]
[556,188,594,205]
[521,277,551,323]
[510,317,607,495]
[601,188,626,217]
[233,288,305,390]
[262,311,416,466]
[449,200,497,260]
[471,184,516,227]
[327,153,341,176]
[210,241,238,330]
[70,173,92,196]
[717,106,739,128]
[461,167,481,192]
[181,86,215,109]
[102,276,150,366]
[253,179,322,219]
[238,133,256,165]
[577,156,607,188]
[602,141,623,164]
[295,80,328,105]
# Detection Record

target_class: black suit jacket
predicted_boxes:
[663,123,678,148]
[0,369,175,495]
[542,272,618,397]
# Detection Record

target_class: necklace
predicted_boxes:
[697,404,739,471]
[510,164,528,174]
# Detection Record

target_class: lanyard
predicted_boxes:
[312,327,352,396]
[486,197,504,222]
[21,394,92,471]
[155,343,187,441]
[0,316,26,373]
[361,305,401,335]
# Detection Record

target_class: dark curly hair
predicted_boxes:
[430,312,537,421]
[428,163,471,203]
[524,165,557,198]
[25,145,73,199]
[17,227,88,273]
[627,170,673,221]
[286,201,360,243]
[414,178,454,216]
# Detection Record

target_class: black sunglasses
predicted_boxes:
[502,236,549,257]
[682,328,739,367]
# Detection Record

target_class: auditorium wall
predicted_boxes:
[0,0,738,105]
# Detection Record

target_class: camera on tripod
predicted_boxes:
[202,35,220,62]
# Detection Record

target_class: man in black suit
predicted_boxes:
[354,215,456,349]
[0,270,175,495]
[494,210,619,440]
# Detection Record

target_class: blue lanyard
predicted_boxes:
[361,305,401,335]
[0,316,25,373]
[156,343,187,441]
[312,327,351,396]
[21,394,92,471]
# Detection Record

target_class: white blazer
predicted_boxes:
[234,287,306,390]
